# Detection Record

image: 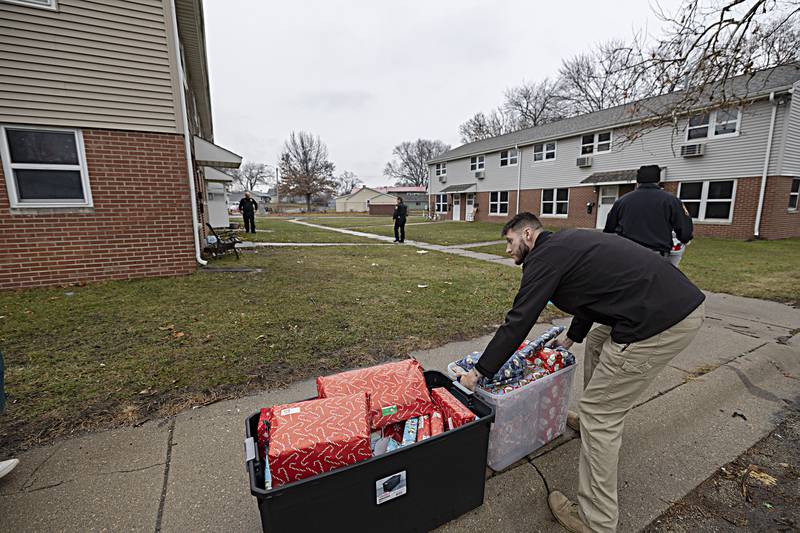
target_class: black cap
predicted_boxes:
[637,165,661,184]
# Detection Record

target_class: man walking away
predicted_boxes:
[238,192,258,234]
[457,213,705,533]
[603,165,693,260]
[393,197,408,243]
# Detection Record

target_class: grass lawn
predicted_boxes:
[0,246,561,455]
[304,216,427,228]
[357,221,507,245]
[470,236,800,304]
[228,218,373,243]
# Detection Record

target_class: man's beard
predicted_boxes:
[514,241,530,265]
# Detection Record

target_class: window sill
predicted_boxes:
[685,131,741,143]
[488,212,509,217]
[499,164,519,168]
[692,219,732,225]
[10,206,96,215]
[532,160,557,165]
[540,214,568,219]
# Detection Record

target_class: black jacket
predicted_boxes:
[475,229,705,378]
[239,197,258,215]
[393,204,408,221]
[603,184,693,253]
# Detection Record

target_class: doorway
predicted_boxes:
[595,185,619,228]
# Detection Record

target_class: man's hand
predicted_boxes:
[457,368,481,391]
[548,337,574,350]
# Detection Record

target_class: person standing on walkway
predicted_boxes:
[392,197,408,243]
[603,165,693,262]
[239,192,258,234]
[457,213,705,533]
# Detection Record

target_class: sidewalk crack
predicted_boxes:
[154,418,176,533]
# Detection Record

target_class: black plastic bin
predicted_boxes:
[244,370,495,533]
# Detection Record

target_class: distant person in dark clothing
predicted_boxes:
[239,192,258,234]
[393,197,408,243]
[603,165,693,260]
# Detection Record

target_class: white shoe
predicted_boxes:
[0,458,19,480]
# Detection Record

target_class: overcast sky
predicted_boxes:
[204,0,683,187]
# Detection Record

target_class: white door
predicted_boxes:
[595,185,619,229]
[465,193,475,221]
[207,183,229,228]
[452,194,461,221]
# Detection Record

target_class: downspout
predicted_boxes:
[169,0,207,266]
[515,144,521,214]
[753,91,778,239]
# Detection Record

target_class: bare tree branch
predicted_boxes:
[384,139,450,187]
[279,131,336,212]
[229,161,273,192]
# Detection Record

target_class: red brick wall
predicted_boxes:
[759,176,800,239]
[368,204,395,215]
[0,129,197,290]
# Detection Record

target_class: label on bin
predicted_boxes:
[381,405,398,417]
[280,407,301,416]
[376,471,407,505]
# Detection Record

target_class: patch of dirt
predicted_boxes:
[644,403,800,532]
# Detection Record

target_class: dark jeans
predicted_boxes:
[243,212,256,233]
[394,219,406,242]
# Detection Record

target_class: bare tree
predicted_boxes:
[229,161,273,192]
[503,78,569,128]
[279,131,336,212]
[458,108,519,143]
[623,0,800,138]
[384,139,451,187]
[557,39,647,116]
[335,171,362,196]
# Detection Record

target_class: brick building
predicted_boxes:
[0,0,241,290]
[428,64,800,240]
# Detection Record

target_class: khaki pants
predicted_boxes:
[577,302,705,532]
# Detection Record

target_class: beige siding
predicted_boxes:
[0,0,180,133]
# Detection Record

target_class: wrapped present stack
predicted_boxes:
[257,359,477,489]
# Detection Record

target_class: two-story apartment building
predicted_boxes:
[428,64,800,240]
[0,0,241,289]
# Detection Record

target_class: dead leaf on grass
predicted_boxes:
[158,324,175,331]
[748,468,777,487]
[172,331,185,339]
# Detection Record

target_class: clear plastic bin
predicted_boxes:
[448,362,576,471]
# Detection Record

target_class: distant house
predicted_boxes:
[335,187,398,214]
[0,0,242,289]
[428,64,800,239]
[374,186,428,210]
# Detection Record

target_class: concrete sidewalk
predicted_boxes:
[0,293,798,532]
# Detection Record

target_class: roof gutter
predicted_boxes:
[170,0,207,267]
[428,84,797,165]
[753,91,779,239]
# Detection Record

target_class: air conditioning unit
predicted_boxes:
[680,144,705,157]
[438,175,447,183]
[576,156,593,168]
[474,171,485,179]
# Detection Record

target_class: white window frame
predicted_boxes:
[0,124,93,208]
[685,108,742,142]
[533,141,557,162]
[540,187,569,218]
[435,194,448,213]
[434,162,447,177]
[489,191,509,216]
[789,178,799,211]
[580,131,612,155]
[470,155,485,171]
[677,179,737,223]
[1,0,57,9]
[499,149,518,167]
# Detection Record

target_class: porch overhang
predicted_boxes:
[439,183,477,193]
[580,169,638,185]
[193,136,243,168]
[202,166,234,182]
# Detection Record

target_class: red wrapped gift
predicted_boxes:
[430,409,445,436]
[266,392,372,487]
[257,408,270,461]
[416,414,431,442]
[382,421,404,442]
[317,359,434,429]
[431,387,476,430]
